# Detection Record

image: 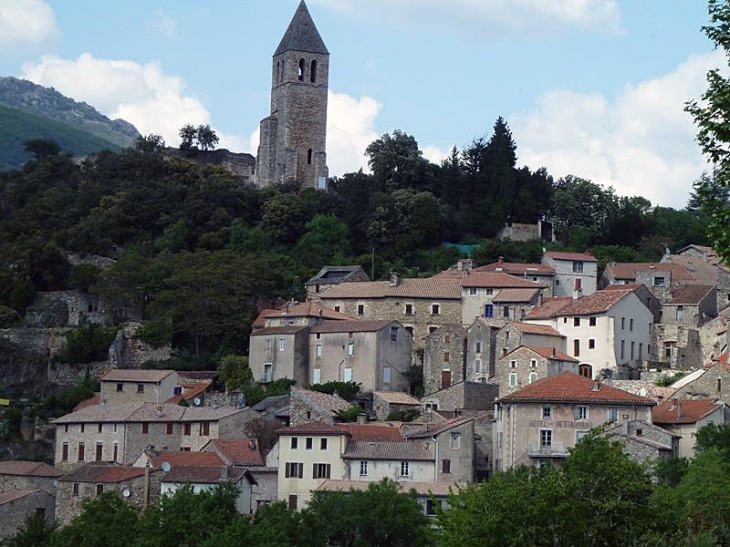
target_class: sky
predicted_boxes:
[0,0,721,208]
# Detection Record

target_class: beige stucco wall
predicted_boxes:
[100,373,179,405]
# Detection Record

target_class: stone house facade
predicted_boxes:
[421,381,499,414]
[403,418,475,483]
[371,391,420,421]
[493,372,654,471]
[475,259,555,297]
[99,369,179,405]
[602,418,679,462]
[0,489,56,536]
[494,322,565,370]
[652,398,728,458]
[496,346,579,396]
[460,271,546,325]
[304,266,370,299]
[0,461,62,495]
[465,318,505,382]
[661,285,716,328]
[317,275,463,358]
[249,325,310,385]
[289,387,352,427]
[423,326,467,396]
[55,464,162,526]
[542,251,598,297]
[309,320,412,392]
[651,324,703,370]
[671,363,730,405]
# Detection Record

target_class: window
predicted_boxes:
[390,326,399,342]
[334,305,341,312]
[676,306,684,321]
[137,383,145,394]
[665,342,674,358]
[621,317,626,330]
[576,430,590,442]
[405,326,414,335]
[530,359,537,368]
[486,289,493,296]
[442,459,451,474]
[200,422,210,436]
[654,276,665,286]
[475,359,482,373]
[383,366,392,384]
[72,482,79,496]
[297,58,304,81]
[307,148,313,164]
[142,423,149,434]
[313,463,331,479]
[313,368,322,384]
[62,442,68,461]
[319,438,328,450]
[184,423,191,436]
[80,424,85,433]
[404,304,413,315]
[589,317,597,327]
[431,304,440,315]
[346,342,354,356]
[78,442,85,462]
[608,407,618,422]
[426,499,440,517]
[443,351,451,362]
[573,261,584,273]
[113,444,118,462]
[469,288,477,295]
[116,383,123,392]
[310,59,317,82]
[542,406,551,419]
[265,338,271,350]
[529,372,537,383]
[484,304,494,318]
[509,373,517,387]
[573,317,580,327]
[98,423,102,433]
[306,438,313,450]
[579,364,592,378]
[631,341,635,360]
[285,462,304,478]
[588,338,595,349]
[575,406,588,420]
[450,432,461,449]
[360,461,368,476]
[400,461,410,477]
[343,367,352,382]
[288,495,298,511]
[357,304,365,315]
[278,338,286,350]
[718,378,723,392]
[629,318,634,331]
[96,443,103,461]
[510,360,517,369]
[291,437,298,450]
[263,364,273,383]
[621,340,625,360]
[475,342,482,353]
[639,343,643,359]
[573,339,580,357]
[316,344,322,358]
[502,306,510,318]
[540,429,552,447]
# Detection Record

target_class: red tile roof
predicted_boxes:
[498,372,655,406]
[277,420,352,437]
[544,251,597,262]
[342,441,434,461]
[652,398,724,425]
[310,319,397,334]
[669,285,715,305]
[253,301,358,328]
[250,325,309,336]
[516,346,579,362]
[59,464,149,483]
[206,439,265,466]
[319,278,462,300]
[162,465,249,484]
[335,422,405,442]
[475,262,555,275]
[505,322,563,337]
[604,262,693,282]
[74,393,101,411]
[460,272,544,289]
[0,461,62,477]
[528,289,638,319]
[150,451,224,469]
[101,369,176,383]
[524,297,573,319]
[492,288,540,303]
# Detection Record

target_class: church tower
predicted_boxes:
[256,1,329,189]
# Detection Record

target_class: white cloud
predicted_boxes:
[310,0,621,37]
[0,0,58,48]
[20,53,210,146]
[149,9,176,40]
[509,51,722,209]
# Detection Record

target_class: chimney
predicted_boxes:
[357,412,367,425]
[551,347,556,358]
[622,414,629,435]
[221,465,229,481]
[249,439,257,451]
[591,381,600,392]
[389,270,400,287]
[496,256,504,271]
[573,278,583,300]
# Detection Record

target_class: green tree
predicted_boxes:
[134,134,165,154]
[218,354,253,391]
[196,124,220,151]
[550,175,617,246]
[179,124,197,152]
[24,138,61,160]
[365,130,437,193]
[307,380,360,401]
[1,510,55,547]
[51,492,139,547]
[295,213,351,270]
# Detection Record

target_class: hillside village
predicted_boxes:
[4,0,730,543]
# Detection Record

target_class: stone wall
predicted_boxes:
[0,489,55,537]
[651,324,703,370]
[422,381,499,413]
[107,322,172,370]
[423,327,467,396]
[24,291,111,327]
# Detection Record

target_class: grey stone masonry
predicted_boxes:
[423,326,467,396]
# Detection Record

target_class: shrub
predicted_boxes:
[55,324,118,364]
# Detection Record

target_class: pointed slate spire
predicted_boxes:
[274,1,329,56]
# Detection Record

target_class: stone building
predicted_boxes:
[289,387,352,427]
[602,417,679,462]
[249,325,310,385]
[371,391,421,421]
[403,418,475,483]
[55,463,161,526]
[423,325,467,396]
[99,369,179,405]
[465,318,506,382]
[460,271,546,324]
[475,259,555,296]
[304,266,370,299]
[0,489,56,536]
[256,1,329,189]
[652,398,728,458]
[496,346,579,396]
[542,251,598,297]
[493,372,655,470]
[318,275,463,357]
[0,461,62,495]
[671,362,730,405]
[494,322,565,366]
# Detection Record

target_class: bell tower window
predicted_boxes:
[298,58,304,81]
[310,60,317,83]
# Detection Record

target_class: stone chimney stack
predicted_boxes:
[622,414,629,435]
[389,270,400,287]
[496,256,504,271]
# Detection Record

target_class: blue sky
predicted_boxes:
[0,0,720,208]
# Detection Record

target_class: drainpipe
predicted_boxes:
[143,461,150,509]
[433,436,438,482]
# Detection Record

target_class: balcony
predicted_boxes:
[527,441,569,458]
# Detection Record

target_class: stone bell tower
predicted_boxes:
[255,1,329,189]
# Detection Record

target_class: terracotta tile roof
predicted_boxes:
[519,346,579,362]
[498,372,655,406]
[310,319,396,334]
[652,398,724,425]
[206,439,265,466]
[316,479,462,497]
[277,420,352,436]
[336,422,405,442]
[475,262,555,275]
[425,325,468,339]
[404,417,472,439]
[319,278,462,300]
[505,322,563,337]
[150,451,224,469]
[604,262,693,282]
[669,285,715,305]
[524,297,573,319]
[166,379,212,405]
[544,251,597,262]
[292,387,352,413]
[60,464,149,483]
[162,465,248,484]
[100,369,176,383]
[372,391,421,406]
[0,461,62,477]
[343,441,434,461]
[250,325,310,336]
[74,393,101,411]
[53,402,246,424]
[492,288,540,303]
[607,380,677,402]
[0,489,45,505]
[603,283,645,291]
[529,289,638,318]
[469,317,508,330]
[460,272,544,289]
[665,255,721,284]
[253,301,359,328]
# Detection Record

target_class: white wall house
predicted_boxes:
[542,251,598,298]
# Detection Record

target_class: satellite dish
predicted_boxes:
[122,488,131,498]
[193,398,201,406]
[161,461,171,474]
[53,479,58,487]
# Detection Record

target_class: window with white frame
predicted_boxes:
[469,288,477,295]
[359,461,368,476]
[573,261,583,273]
[608,407,618,422]
[383,366,392,384]
[510,360,517,369]
[431,304,440,315]
[542,406,551,419]
[312,368,321,384]
[540,429,552,447]
[530,359,537,368]
[343,367,352,382]
[475,359,482,373]
[263,364,273,383]
[475,342,482,353]
[529,372,537,383]
[278,338,286,350]
[400,461,410,477]
[285,462,303,478]
[576,430,590,442]
[316,344,322,358]
[390,326,399,342]
[265,338,272,350]
[509,373,517,387]
[451,433,461,449]
[346,342,354,356]
[575,406,588,420]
